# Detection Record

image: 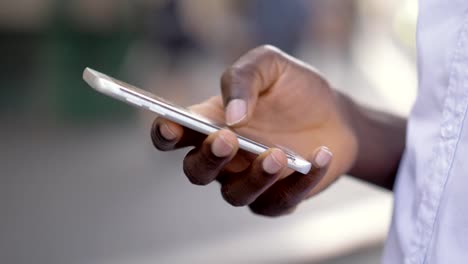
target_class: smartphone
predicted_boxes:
[83,68,312,174]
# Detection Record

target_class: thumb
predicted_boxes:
[220,45,289,127]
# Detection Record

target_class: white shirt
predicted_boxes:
[383,1,468,263]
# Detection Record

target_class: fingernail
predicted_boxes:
[159,123,177,141]
[211,135,234,157]
[263,150,284,174]
[226,99,247,126]
[314,147,332,168]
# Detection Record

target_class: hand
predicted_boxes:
[151,45,358,216]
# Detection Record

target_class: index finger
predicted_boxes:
[151,97,226,151]
[220,45,289,127]
[151,117,206,151]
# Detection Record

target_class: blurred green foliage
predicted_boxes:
[0,2,136,122]
[45,14,134,121]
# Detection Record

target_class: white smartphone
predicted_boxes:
[83,68,312,174]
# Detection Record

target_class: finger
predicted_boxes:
[151,117,206,151]
[221,45,289,127]
[249,147,333,217]
[183,129,239,185]
[220,148,287,207]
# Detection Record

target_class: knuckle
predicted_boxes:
[222,65,260,98]
[253,45,287,77]
[253,45,284,64]
[221,66,254,88]
[255,44,281,57]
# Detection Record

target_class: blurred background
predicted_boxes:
[0,0,418,263]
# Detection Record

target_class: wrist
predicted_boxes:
[336,93,407,190]
[335,92,363,176]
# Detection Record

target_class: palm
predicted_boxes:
[193,69,357,187]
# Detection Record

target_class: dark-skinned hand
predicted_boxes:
[152,45,358,217]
